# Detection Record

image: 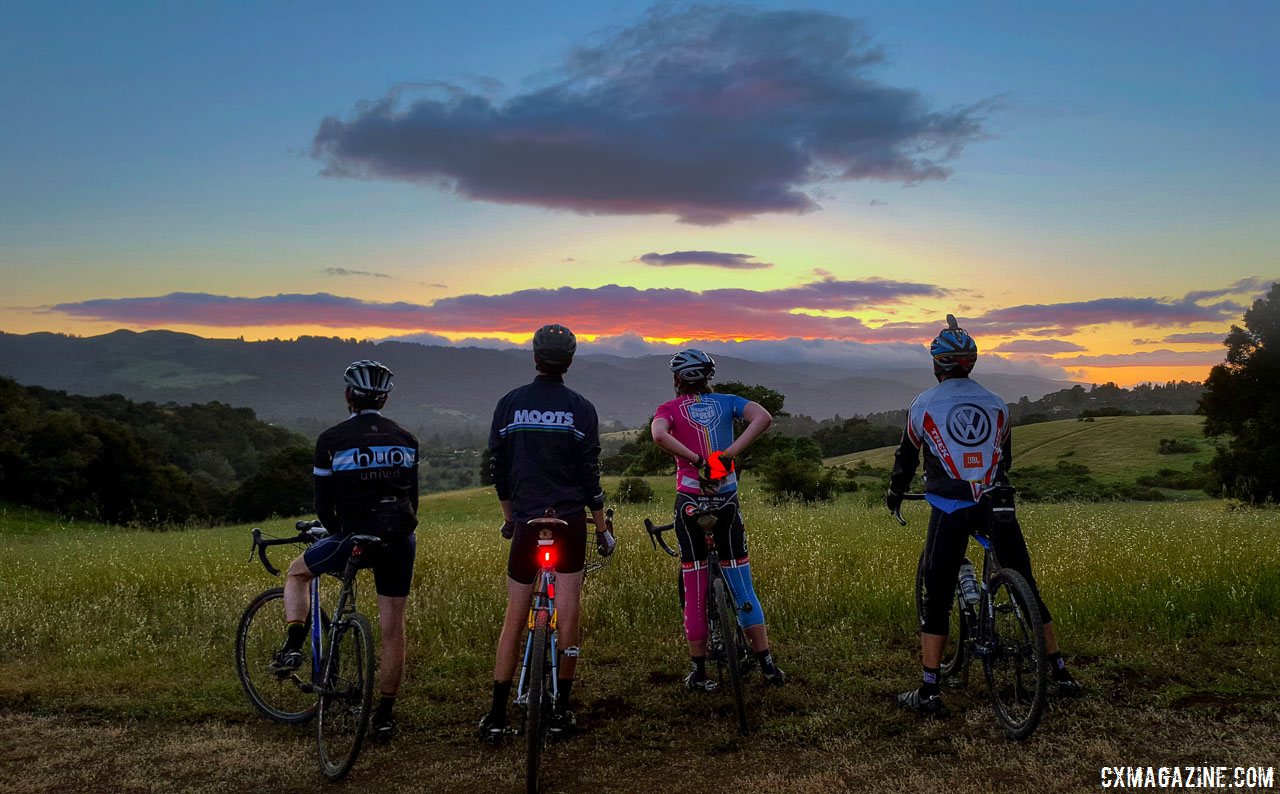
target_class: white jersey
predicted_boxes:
[903,377,1011,501]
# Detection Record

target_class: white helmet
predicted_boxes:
[669,349,715,382]
[344,360,394,397]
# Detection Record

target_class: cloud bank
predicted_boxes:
[311,5,989,224]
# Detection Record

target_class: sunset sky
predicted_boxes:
[3,1,1277,385]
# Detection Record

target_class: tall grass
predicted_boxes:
[1,481,1277,721]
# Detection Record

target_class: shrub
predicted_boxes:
[1158,438,1198,454]
[757,452,838,503]
[614,476,655,504]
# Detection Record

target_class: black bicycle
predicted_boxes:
[894,490,1048,740]
[645,507,753,736]
[235,520,378,780]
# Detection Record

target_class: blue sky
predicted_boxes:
[2,1,1277,383]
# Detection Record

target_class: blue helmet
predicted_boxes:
[931,315,977,378]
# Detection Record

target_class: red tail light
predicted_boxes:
[537,540,557,568]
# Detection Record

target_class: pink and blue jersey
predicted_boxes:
[653,392,749,494]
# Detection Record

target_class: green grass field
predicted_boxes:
[1,482,1278,792]
[826,415,1215,485]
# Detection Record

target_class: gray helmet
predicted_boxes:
[344,359,394,397]
[670,348,715,382]
[532,323,577,367]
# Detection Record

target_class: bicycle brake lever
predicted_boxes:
[643,518,658,549]
[249,528,261,563]
[893,508,907,527]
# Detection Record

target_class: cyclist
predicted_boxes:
[478,324,614,743]
[650,349,786,691]
[887,316,1082,715]
[271,359,420,743]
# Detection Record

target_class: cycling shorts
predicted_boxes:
[507,510,588,585]
[303,532,417,598]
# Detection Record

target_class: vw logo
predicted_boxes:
[946,403,992,447]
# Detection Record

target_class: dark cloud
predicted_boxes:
[323,267,391,279]
[869,199,889,206]
[1131,338,1158,345]
[1162,331,1227,344]
[51,277,943,340]
[1181,276,1272,303]
[990,339,1087,354]
[637,250,773,270]
[311,5,989,225]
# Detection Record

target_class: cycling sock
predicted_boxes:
[374,695,395,722]
[690,656,707,677]
[754,649,777,673]
[921,665,941,697]
[491,680,512,724]
[556,678,573,712]
[284,620,306,651]
[1048,651,1071,680]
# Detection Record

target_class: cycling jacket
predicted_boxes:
[488,374,605,522]
[890,377,1012,510]
[313,410,420,536]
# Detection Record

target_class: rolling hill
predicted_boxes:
[0,330,1071,433]
[826,414,1214,485]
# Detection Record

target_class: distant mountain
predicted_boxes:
[0,330,1072,433]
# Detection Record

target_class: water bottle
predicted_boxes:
[958,563,981,605]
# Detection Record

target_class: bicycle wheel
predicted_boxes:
[712,576,748,736]
[982,569,1048,740]
[316,612,375,781]
[235,587,325,724]
[914,552,970,679]
[525,610,551,794]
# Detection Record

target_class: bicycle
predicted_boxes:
[235,520,379,780]
[893,489,1048,740]
[645,505,754,736]
[514,508,614,794]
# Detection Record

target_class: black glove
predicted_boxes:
[595,529,616,557]
[500,520,515,540]
[885,489,905,522]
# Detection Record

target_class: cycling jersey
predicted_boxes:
[890,377,1012,511]
[488,374,605,522]
[652,392,749,494]
[313,410,420,536]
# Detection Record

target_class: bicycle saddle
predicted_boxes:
[350,534,385,545]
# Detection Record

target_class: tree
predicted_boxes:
[1199,282,1280,503]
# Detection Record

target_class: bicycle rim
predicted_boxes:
[914,552,970,680]
[712,577,748,736]
[982,570,1048,740]
[526,612,550,794]
[235,587,322,724]
[316,613,375,780]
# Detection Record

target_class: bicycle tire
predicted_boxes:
[235,587,325,724]
[316,612,375,781]
[526,610,551,794]
[712,576,748,736]
[914,552,970,679]
[982,569,1048,740]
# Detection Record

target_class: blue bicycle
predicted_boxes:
[235,520,379,780]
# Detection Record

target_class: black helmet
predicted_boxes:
[930,315,977,379]
[344,359,394,397]
[670,348,715,382]
[532,323,577,367]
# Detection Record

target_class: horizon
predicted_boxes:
[4,2,1278,388]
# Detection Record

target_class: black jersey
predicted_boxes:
[488,374,605,522]
[313,410,420,536]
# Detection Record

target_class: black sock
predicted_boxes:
[491,680,511,724]
[690,656,706,677]
[1048,651,1070,680]
[375,694,395,721]
[921,665,941,697]
[284,621,306,651]
[755,649,776,671]
[556,678,573,712]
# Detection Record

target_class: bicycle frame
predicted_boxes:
[515,552,560,708]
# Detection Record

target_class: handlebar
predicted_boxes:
[644,518,679,558]
[248,520,328,576]
[891,493,927,527]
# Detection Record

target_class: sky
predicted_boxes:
[2,0,1278,385]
